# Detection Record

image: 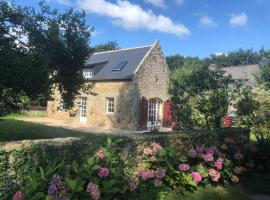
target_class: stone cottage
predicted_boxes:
[47,41,171,130]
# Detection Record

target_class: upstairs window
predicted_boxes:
[112,62,128,72]
[106,98,114,114]
[83,69,93,78]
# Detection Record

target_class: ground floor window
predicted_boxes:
[148,98,162,123]
[106,98,114,114]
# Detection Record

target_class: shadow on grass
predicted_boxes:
[166,185,251,200]
[241,173,270,195]
[0,118,89,142]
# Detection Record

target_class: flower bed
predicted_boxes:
[9,131,258,200]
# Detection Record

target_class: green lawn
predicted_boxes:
[168,173,270,200]
[0,116,88,142]
[167,185,251,200]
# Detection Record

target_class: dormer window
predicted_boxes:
[83,69,93,78]
[112,62,128,72]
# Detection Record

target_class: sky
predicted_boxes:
[11,0,270,58]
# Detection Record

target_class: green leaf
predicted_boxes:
[31,192,46,200]
[39,167,45,181]
[66,178,78,191]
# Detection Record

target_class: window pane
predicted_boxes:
[107,98,114,113]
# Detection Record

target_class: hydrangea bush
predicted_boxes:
[13,136,258,200]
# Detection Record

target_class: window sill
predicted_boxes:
[106,112,114,116]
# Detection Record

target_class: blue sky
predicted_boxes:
[13,0,270,57]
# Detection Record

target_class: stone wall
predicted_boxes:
[47,41,169,130]
[132,41,169,128]
[47,81,138,129]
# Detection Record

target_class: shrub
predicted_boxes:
[8,132,259,200]
[0,129,254,199]
[169,65,237,130]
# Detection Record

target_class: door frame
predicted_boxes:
[147,98,162,128]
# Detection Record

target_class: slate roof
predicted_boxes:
[222,64,260,87]
[84,45,152,81]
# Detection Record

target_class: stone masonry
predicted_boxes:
[47,41,169,130]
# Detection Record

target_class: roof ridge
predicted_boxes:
[92,44,153,55]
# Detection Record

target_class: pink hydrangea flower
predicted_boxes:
[154,178,163,187]
[12,191,25,200]
[220,143,228,150]
[178,164,190,171]
[87,182,100,200]
[138,168,155,181]
[98,167,110,178]
[234,151,244,160]
[195,144,205,153]
[96,150,105,160]
[151,142,163,155]
[208,168,221,182]
[155,168,166,179]
[204,153,214,162]
[206,147,216,155]
[143,147,153,156]
[191,172,202,184]
[188,149,197,158]
[215,160,223,170]
[231,175,239,183]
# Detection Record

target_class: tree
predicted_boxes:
[169,63,236,130]
[0,1,93,116]
[258,52,270,88]
[23,1,93,108]
[166,54,201,71]
[0,1,36,115]
[91,41,119,53]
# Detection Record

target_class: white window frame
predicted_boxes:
[83,69,93,78]
[106,98,114,114]
[148,98,162,123]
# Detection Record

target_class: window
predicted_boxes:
[83,69,93,78]
[148,98,162,122]
[106,98,114,113]
[112,62,128,71]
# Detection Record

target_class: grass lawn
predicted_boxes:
[0,114,89,142]
[167,173,270,200]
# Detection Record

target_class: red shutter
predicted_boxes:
[163,99,177,128]
[139,96,148,129]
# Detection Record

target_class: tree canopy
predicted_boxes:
[91,41,119,53]
[169,63,237,130]
[166,48,270,71]
[0,1,92,115]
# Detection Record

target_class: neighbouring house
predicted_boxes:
[47,41,172,130]
[222,64,260,88]
[210,64,261,123]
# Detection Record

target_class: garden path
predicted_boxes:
[18,117,172,136]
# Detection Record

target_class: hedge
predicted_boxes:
[0,128,249,199]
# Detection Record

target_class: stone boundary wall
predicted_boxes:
[0,137,80,152]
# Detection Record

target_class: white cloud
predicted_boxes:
[46,0,72,6]
[144,0,166,8]
[175,0,185,5]
[198,15,217,28]
[57,0,72,6]
[77,0,190,37]
[229,12,248,27]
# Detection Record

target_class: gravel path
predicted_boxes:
[17,117,172,137]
